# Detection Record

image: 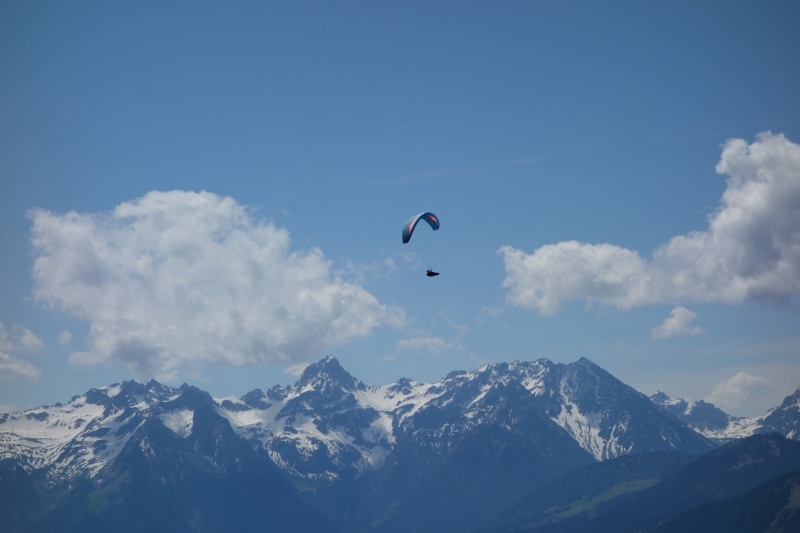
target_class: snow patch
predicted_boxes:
[554,404,608,460]
[159,409,194,438]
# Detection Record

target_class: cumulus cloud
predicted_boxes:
[396,336,454,355]
[706,372,773,414]
[500,242,653,314]
[29,190,404,380]
[0,322,42,381]
[650,306,704,340]
[500,132,800,314]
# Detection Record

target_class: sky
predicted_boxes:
[2,1,799,418]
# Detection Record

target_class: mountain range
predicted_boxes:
[2,355,799,532]
[650,387,800,443]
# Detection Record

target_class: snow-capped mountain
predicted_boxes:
[0,380,338,533]
[3,356,798,533]
[0,379,182,481]
[217,356,400,482]
[649,387,800,443]
[217,356,713,483]
[0,355,714,486]
[649,392,736,439]
[759,387,800,439]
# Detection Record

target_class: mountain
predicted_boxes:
[0,458,43,531]
[650,467,800,533]
[0,379,179,481]
[215,356,714,532]
[481,451,696,533]
[649,392,731,433]
[481,433,800,533]
[217,356,714,491]
[0,356,716,490]
[760,387,800,439]
[218,356,395,483]
[586,433,800,533]
[8,354,794,533]
[650,387,800,444]
[0,382,337,533]
[361,379,597,533]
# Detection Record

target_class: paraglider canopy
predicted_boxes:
[402,212,439,244]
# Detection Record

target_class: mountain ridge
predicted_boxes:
[650,387,800,444]
[3,355,800,533]
[4,355,799,486]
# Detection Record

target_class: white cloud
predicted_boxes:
[500,242,653,315]
[0,322,42,381]
[477,306,503,325]
[343,257,398,283]
[58,330,72,348]
[0,352,41,381]
[285,363,310,377]
[13,325,44,354]
[396,336,454,354]
[29,190,405,380]
[705,372,773,413]
[500,132,800,314]
[650,306,704,340]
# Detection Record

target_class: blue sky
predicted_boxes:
[2,1,799,417]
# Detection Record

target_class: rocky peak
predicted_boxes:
[649,391,731,431]
[759,386,800,439]
[298,355,363,391]
[650,391,690,413]
[778,387,800,409]
[685,400,730,430]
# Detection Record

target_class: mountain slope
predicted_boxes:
[761,387,800,440]
[546,358,712,459]
[651,467,800,533]
[481,433,800,533]
[0,459,43,531]
[481,451,694,533]
[372,380,596,533]
[0,379,180,481]
[1,384,338,533]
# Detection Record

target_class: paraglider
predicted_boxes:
[402,212,439,244]
[402,212,440,277]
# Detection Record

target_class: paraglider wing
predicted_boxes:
[402,212,440,244]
